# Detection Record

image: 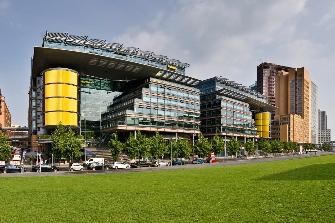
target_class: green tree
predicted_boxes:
[172,140,192,159]
[270,140,284,154]
[124,133,138,159]
[124,131,150,160]
[194,134,212,157]
[304,143,316,151]
[244,140,256,156]
[321,143,332,151]
[283,141,294,153]
[0,132,11,161]
[212,135,225,155]
[258,139,271,154]
[227,138,240,157]
[51,124,82,162]
[149,132,167,159]
[107,133,123,161]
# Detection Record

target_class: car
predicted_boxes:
[32,164,59,172]
[130,161,151,168]
[112,162,130,169]
[172,159,185,166]
[70,163,84,171]
[192,159,205,164]
[158,161,169,167]
[86,162,103,170]
[4,164,24,173]
[0,164,5,173]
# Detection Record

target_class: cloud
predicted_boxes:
[116,0,307,83]
[0,0,9,16]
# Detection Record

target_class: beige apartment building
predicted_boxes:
[0,89,11,128]
[272,67,311,143]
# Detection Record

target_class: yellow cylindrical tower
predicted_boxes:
[255,112,271,138]
[44,68,78,127]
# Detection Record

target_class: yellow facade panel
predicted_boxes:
[262,131,270,138]
[261,112,271,120]
[262,125,270,132]
[45,98,77,112]
[255,113,262,120]
[261,119,270,126]
[255,119,262,126]
[44,69,78,85]
[45,84,78,99]
[45,112,78,126]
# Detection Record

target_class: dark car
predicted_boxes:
[5,164,24,173]
[32,164,59,172]
[130,161,151,168]
[0,165,5,173]
[86,162,104,170]
[172,159,185,166]
[192,159,205,164]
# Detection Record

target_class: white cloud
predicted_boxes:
[0,0,9,16]
[116,0,307,84]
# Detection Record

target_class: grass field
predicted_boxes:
[1,155,335,223]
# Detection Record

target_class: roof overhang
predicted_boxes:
[32,47,162,80]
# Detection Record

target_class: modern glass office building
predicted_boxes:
[29,32,200,150]
[198,77,274,139]
[102,78,200,137]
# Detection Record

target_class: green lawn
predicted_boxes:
[1,155,335,223]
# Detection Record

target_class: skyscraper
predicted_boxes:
[272,67,311,143]
[0,89,11,128]
[257,62,293,106]
[311,82,319,144]
[318,110,331,144]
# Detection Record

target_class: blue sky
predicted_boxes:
[0,0,334,139]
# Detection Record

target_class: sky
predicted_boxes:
[0,0,334,139]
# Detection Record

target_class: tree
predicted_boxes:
[149,132,167,160]
[270,140,283,154]
[136,131,150,160]
[124,131,150,160]
[51,124,82,162]
[244,140,256,156]
[304,143,316,151]
[172,140,192,159]
[258,139,271,154]
[212,135,225,155]
[0,132,11,161]
[321,143,332,151]
[124,133,138,159]
[194,134,212,158]
[227,138,240,157]
[283,141,294,153]
[107,133,123,162]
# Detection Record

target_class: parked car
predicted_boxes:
[85,158,105,166]
[158,161,169,167]
[0,164,5,173]
[112,162,130,169]
[192,159,205,164]
[5,164,24,173]
[172,159,185,166]
[70,163,84,171]
[32,164,59,172]
[130,161,151,168]
[86,162,103,170]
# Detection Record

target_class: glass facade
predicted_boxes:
[101,78,200,133]
[198,77,258,137]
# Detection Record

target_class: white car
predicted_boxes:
[70,163,84,171]
[112,162,130,169]
[158,161,169,167]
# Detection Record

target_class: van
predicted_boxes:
[85,158,104,165]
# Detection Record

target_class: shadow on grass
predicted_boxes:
[258,163,335,181]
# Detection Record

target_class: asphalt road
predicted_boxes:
[1,152,333,178]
